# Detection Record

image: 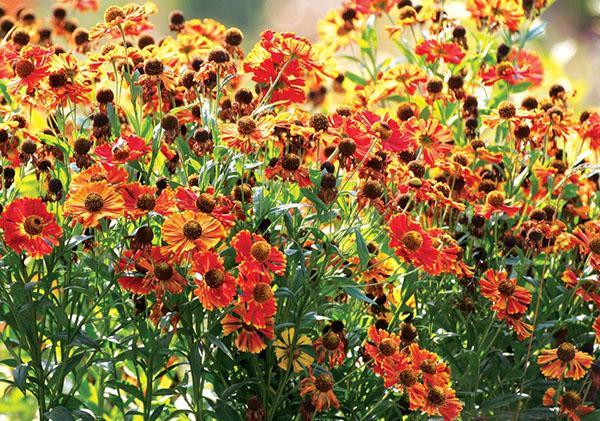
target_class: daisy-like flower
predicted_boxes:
[273,327,314,373]
[238,271,277,327]
[94,135,150,165]
[364,325,403,379]
[162,211,224,258]
[89,4,151,40]
[382,356,427,409]
[65,180,124,227]
[401,118,453,166]
[543,388,594,421]
[388,214,438,269]
[421,386,463,421]
[299,369,340,412]
[0,198,62,258]
[415,40,465,65]
[479,269,531,314]
[265,153,311,187]
[118,246,187,297]
[221,305,275,353]
[175,187,236,228]
[120,182,158,219]
[220,116,273,154]
[192,251,236,310]
[497,310,533,340]
[476,191,521,219]
[313,328,346,368]
[231,230,286,275]
[409,344,451,388]
[538,342,593,381]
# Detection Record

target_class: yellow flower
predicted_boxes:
[273,328,314,373]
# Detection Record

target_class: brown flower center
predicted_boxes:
[137,194,156,211]
[104,6,125,24]
[252,282,274,303]
[498,100,516,119]
[427,387,446,406]
[314,373,334,392]
[339,139,357,156]
[154,262,174,281]
[237,116,256,135]
[204,268,225,288]
[589,238,600,255]
[15,59,35,79]
[398,369,417,387]
[379,338,396,356]
[281,153,301,171]
[24,215,44,236]
[562,391,582,410]
[401,231,423,251]
[183,220,203,240]
[362,180,383,199]
[420,360,437,374]
[196,193,216,213]
[486,191,505,208]
[322,331,341,350]
[498,280,516,296]
[557,342,576,362]
[84,192,104,212]
[250,241,271,262]
[112,146,130,161]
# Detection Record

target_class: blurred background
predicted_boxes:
[1,0,600,104]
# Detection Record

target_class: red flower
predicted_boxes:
[415,40,464,65]
[299,369,340,412]
[193,251,237,310]
[117,246,187,297]
[479,269,531,314]
[401,118,453,166]
[543,388,594,421]
[238,271,277,327]
[95,135,150,164]
[388,214,438,269]
[0,198,62,258]
[221,305,275,353]
[231,230,286,275]
[421,386,463,421]
[409,344,451,388]
[175,187,236,228]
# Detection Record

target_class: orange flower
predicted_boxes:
[415,40,464,65]
[94,135,150,164]
[313,329,346,368]
[421,386,463,421]
[0,198,62,258]
[497,310,532,340]
[364,325,403,379]
[220,116,273,154]
[65,180,124,227]
[221,305,274,353]
[475,191,521,219]
[409,344,450,388]
[120,182,159,220]
[231,230,286,275]
[400,118,453,166]
[543,388,594,421]
[538,342,593,380]
[479,269,531,314]
[299,369,340,412]
[89,4,151,40]
[118,246,187,297]
[162,211,224,258]
[388,214,438,269]
[238,270,277,328]
[192,251,236,310]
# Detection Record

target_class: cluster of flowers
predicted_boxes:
[0,0,599,419]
